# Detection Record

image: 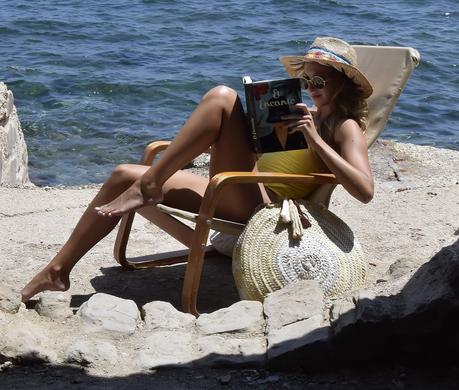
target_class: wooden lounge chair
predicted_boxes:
[113,45,420,316]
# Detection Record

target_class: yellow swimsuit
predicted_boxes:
[257,149,329,199]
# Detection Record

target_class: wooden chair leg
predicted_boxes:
[114,211,136,270]
[114,207,220,271]
[180,174,227,316]
[181,217,212,316]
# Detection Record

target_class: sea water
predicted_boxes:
[1,0,457,185]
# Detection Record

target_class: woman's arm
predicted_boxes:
[310,119,374,203]
[287,104,374,203]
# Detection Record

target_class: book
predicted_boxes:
[243,75,307,154]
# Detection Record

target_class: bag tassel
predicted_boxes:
[294,200,312,229]
[279,199,311,240]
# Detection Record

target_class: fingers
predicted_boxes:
[295,103,310,115]
[281,104,312,121]
[281,112,313,130]
[288,118,314,133]
[278,104,315,135]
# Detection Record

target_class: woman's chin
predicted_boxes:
[310,97,322,107]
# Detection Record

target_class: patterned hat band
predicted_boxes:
[280,37,374,98]
[304,47,353,66]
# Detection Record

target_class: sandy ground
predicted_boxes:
[1,140,458,388]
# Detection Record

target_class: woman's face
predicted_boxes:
[303,62,344,109]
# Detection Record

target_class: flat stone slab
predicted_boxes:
[64,340,118,366]
[142,301,195,331]
[78,293,140,335]
[264,280,324,332]
[196,300,264,335]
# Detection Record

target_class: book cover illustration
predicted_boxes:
[243,76,307,154]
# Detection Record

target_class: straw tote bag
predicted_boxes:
[232,200,367,301]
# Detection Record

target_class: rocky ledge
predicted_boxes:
[1,236,458,374]
[1,139,458,379]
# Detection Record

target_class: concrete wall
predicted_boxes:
[0,82,31,186]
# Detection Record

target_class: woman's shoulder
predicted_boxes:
[333,118,364,144]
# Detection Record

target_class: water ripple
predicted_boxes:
[1,0,457,185]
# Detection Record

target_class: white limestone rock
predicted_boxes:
[35,292,73,319]
[0,319,57,363]
[0,85,14,122]
[64,340,118,366]
[78,293,140,335]
[138,331,194,369]
[0,311,9,326]
[196,300,264,336]
[142,301,195,332]
[263,280,324,332]
[195,335,266,366]
[0,82,30,186]
[0,284,21,314]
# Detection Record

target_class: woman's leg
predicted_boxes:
[95,86,269,219]
[20,164,150,302]
[21,86,270,301]
[20,164,246,302]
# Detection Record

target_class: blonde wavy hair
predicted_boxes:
[314,69,369,146]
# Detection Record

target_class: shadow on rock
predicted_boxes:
[269,238,459,370]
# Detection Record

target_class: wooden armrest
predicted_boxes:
[209,171,337,188]
[140,141,172,165]
[190,171,337,237]
[139,140,337,189]
[140,140,212,166]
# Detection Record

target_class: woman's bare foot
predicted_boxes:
[95,180,163,217]
[21,266,70,302]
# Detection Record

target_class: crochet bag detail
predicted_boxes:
[232,200,367,301]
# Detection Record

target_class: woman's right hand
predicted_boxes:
[282,103,322,146]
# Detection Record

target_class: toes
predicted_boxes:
[95,204,122,217]
[95,204,112,216]
[106,208,124,217]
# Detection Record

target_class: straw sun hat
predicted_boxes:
[280,36,373,98]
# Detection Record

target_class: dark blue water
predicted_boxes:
[1,0,458,185]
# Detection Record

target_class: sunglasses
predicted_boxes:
[301,75,327,90]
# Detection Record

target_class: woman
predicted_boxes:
[21,36,374,302]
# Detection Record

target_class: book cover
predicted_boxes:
[243,76,306,154]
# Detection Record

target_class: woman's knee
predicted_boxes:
[109,164,138,186]
[202,85,239,105]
